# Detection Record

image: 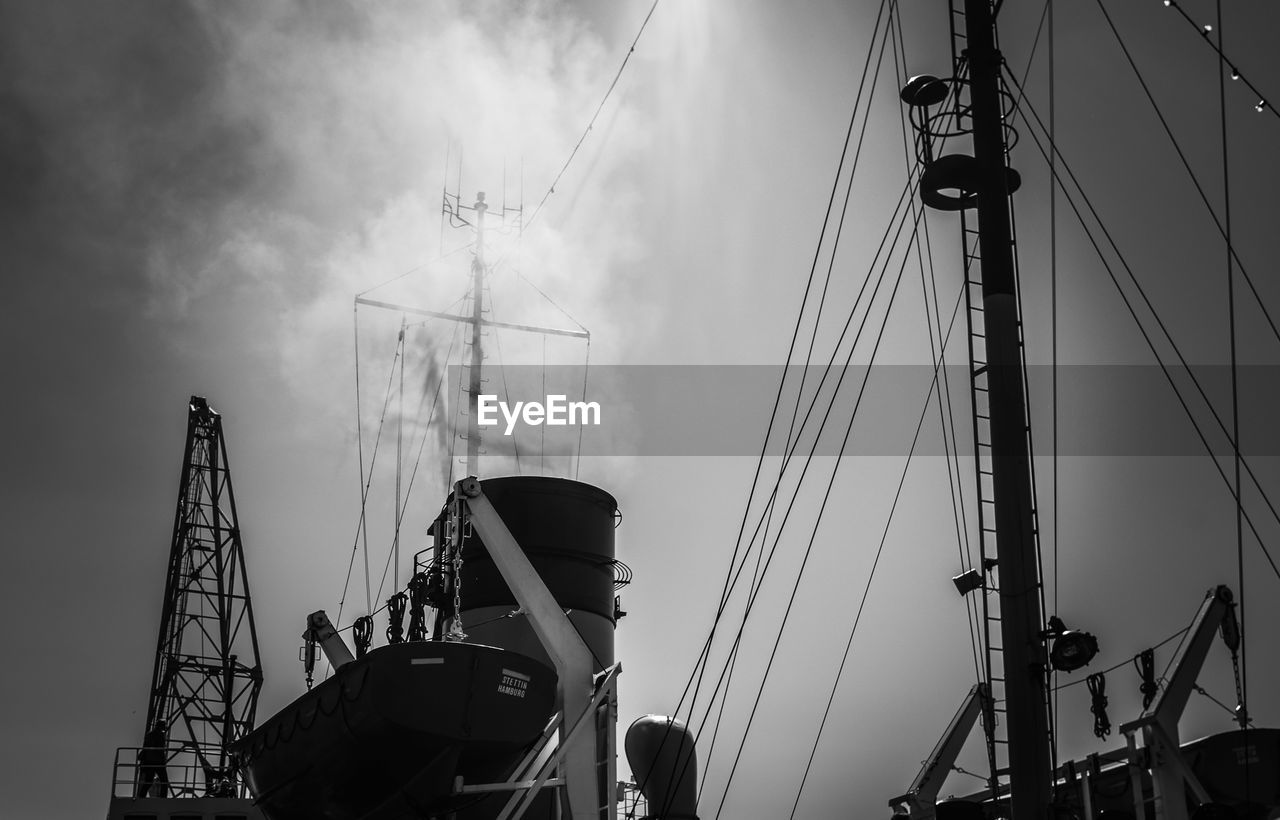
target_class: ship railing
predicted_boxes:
[110,743,251,800]
[617,780,649,819]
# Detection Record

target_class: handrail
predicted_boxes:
[110,743,250,799]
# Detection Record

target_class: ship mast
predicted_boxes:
[961,0,1053,816]
[355,186,589,485]
[466,192,489,478]
[902,1,1053,817]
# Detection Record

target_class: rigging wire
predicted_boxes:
[338,316,405,624]
[1214,0,1249,735]
[779,0,897,462]
[656,2,897,798]
[691,171,923,796]
[343,295,467,630]
[1157,0,1278,121]
[789,280,970,820]
[1051,626,1189,692]
[395,318,405,592]
[525,0,661,231]
[1008,73,1280,547]
[711,198,923,820]
[512,268,591,335]
[1006,80,1280,583]
[485,287,523,474]
[354,243,475,301]
[1047,0,1061,773]
[331,321,405,679]
[354,305,372,616]
[373,317,465,608]
[379,315,465,602]
[691,7,901,774]
[497,265,595,478]
[1091,0,1280,350]
[575,337,590,481]
[687,167,923,812]
[886,0,984,686]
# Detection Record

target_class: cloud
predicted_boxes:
[172,1,655,443]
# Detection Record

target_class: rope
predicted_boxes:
[695,20,904,793]
[1048,0,1061,776]
[1136,648,1158,709]
[1215,0,1249,743]
[407,572,429,642]
[354,308,372,617]
[718,206,920,820]
[512,268,590,334]
[886,0,983,689]
[386,592,407,645]
[791,280,971,820]
[1006,77,1280,585]
[696,169,922,804]
[394,322,405,594]
[525,0,661,230]
[695,167,924,810]
[334,316,405,666]
[1194,683,1254,726]
[1087,673,1111,739]
[655,1,898,806]
[352,616,373,659]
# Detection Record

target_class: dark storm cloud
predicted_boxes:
[0,0,268,309]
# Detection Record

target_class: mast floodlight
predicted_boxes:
[1045,617,1099,672]
[900,74,949,107]
[953,568,985,596]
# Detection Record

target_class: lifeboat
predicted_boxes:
[232,640,556,820]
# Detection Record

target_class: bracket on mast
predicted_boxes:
[890,684,990,819]
[1119,586,1240,820]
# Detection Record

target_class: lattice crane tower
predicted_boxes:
[143,395,263,796]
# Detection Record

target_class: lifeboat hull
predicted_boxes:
[233,641,556,820]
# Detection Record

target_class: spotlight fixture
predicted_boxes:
[952,568,983,596]
[1046,617,1099,672]
[952,559,997,596]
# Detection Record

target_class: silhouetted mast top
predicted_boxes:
[466,192,488,478]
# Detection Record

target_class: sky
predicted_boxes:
[2,1,1280,819]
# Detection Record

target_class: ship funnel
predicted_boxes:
[625,715,699,820]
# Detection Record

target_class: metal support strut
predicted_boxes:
[453,477,614,820]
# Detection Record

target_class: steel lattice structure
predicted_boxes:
[143,396,262,796]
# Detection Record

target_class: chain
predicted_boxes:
[446,498,468,642]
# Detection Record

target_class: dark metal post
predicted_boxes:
[963,1,1053,817]
[466,193,489,477]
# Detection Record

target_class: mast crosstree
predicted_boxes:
[354,188,588,482]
